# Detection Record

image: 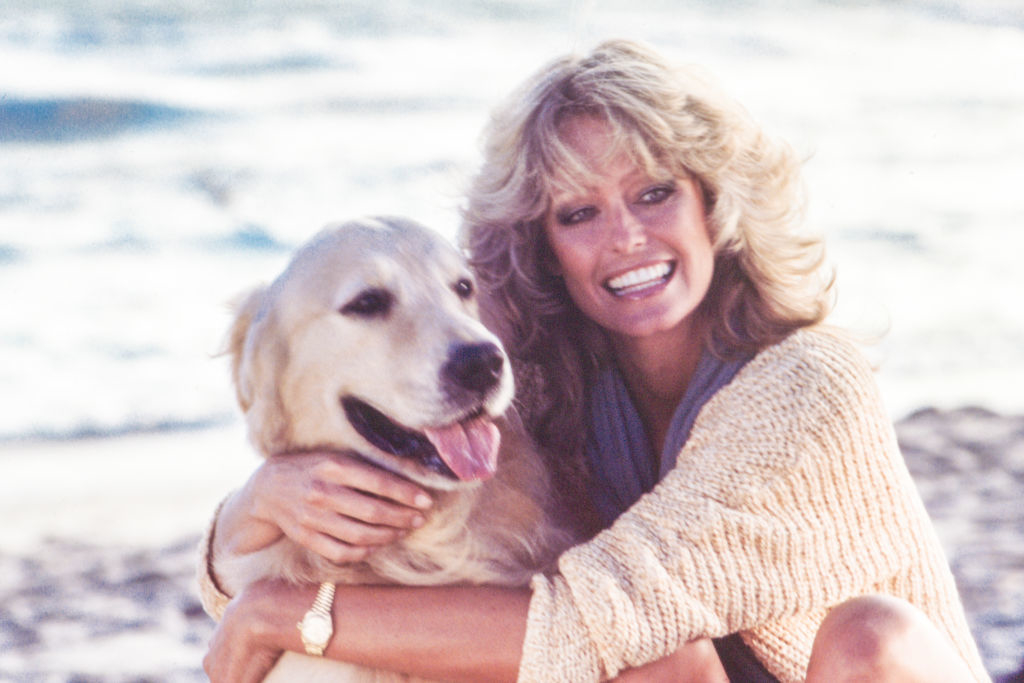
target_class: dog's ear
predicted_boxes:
[225,286,267,411]
[225,285,292,455]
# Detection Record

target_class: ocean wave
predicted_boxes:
[908,0,1024,30]
[324,94,480,114]
[198,224,293,253]
[0,414,236,446]
[0,97,200,144]
[191,53,337,77]
[0,244,22,265]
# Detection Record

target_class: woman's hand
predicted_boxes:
[216,450,433,566]
[203,579,309,683]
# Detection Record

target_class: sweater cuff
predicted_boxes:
[518,572,604,682]
[195,497,233,621]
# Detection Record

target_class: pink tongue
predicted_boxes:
[423,415,500,481]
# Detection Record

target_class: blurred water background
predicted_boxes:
[1,0,1022,440]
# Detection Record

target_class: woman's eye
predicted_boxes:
[557,206,597,226]
[340,288,393,317]
[639,184,675,205]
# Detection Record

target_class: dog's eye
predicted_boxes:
[340,288,393,318]
[453,278,474,300]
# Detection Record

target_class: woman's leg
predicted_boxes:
[806,595,975,682]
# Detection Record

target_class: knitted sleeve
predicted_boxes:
[195,497,232,621]
[518,329,938,681]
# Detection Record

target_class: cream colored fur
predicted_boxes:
[218,217,573,682]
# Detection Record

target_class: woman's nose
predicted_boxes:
[608,203,647,252]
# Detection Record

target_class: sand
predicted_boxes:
[0,424,255,681]
[1,410,1021,681]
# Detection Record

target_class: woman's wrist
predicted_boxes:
[238,579,316,654]
[216,473,284,558]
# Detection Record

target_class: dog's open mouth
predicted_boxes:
[341,396,500,482]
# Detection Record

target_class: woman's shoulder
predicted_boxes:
[705,325,883,430]
[675,326,885,504]
[745,325,875,390]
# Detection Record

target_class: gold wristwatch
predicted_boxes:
[297,582,336,656]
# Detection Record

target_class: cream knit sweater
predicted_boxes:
[196,328,989,681]
[517,328,988,682]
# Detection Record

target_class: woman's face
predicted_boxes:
[543,116,715,345]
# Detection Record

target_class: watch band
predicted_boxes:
[297,581,336,656]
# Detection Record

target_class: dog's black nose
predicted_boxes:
[443,342,504,394]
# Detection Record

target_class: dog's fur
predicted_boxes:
[216,217,573,682]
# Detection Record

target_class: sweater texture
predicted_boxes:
[517,327,988,682]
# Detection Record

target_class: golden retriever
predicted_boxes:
[215,216,572,682]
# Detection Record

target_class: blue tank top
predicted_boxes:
[584,349,751,526]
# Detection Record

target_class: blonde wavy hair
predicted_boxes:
[460,39,833,483]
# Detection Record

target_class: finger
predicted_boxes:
[202,650,217,681]
[255,453,425,529]
[309,482,428,531]
[204,633,239,683]
[207,650,279,683]
[286,501,411,548]
[319,453,433,510]
[243,651,283,683]
[286,527,372,565]
[304,531,375,565]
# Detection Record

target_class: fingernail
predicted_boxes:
[414,493,432,509]
[411,514,426,529]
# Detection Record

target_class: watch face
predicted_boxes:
[303,613,332,643]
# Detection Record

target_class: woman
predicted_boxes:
[200,40,988,681]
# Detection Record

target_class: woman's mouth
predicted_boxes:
[604,262,675,297]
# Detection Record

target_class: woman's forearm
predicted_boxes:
[329,583,531,682]
[210,577,728,683]
[245,579,532,683]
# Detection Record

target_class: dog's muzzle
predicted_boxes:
[341,396,500,482]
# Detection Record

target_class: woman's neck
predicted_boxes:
[610,317,706,456]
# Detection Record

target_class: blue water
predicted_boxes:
[0,98,196,143]
[2,0,1023,442]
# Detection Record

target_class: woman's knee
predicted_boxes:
[807,595,973,683]
[817,595,918,662]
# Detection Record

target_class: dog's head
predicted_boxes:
[226,216,514,490]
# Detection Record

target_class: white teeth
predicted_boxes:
[606,263,672,295]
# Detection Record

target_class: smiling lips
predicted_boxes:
[604,261,675,296]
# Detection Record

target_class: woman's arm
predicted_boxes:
[204,578,531,683]
[203,578,725,683]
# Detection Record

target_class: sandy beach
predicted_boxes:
[0,424,255,682]
[0,408,1021,682]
